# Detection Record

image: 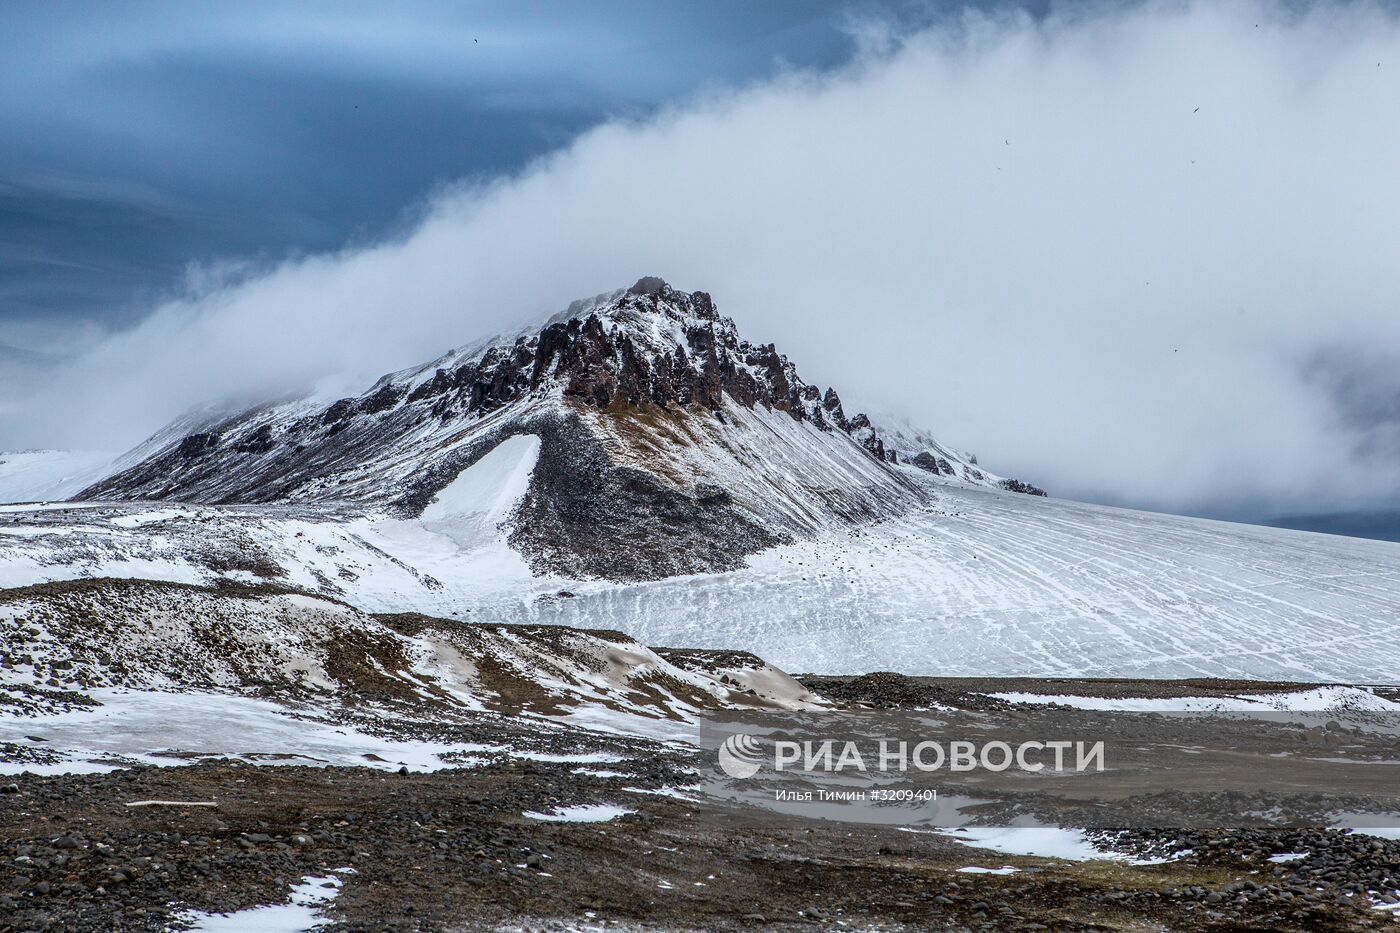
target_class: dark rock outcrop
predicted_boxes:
[909,452,955,476]
[508,415,785,580]
[175,433,219,459]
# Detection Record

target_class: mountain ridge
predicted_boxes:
[74,278,1026,579]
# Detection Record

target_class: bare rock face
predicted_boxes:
[505,415,786,581]
[910,452,955,476]
[845,413,894,462]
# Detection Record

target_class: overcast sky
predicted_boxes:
[4,0,1400,521]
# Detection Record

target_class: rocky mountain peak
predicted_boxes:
[526,278,863,442]
[73,279,1031,579]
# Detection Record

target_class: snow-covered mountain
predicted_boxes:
[76,278,1025,579]
[4,278,1398,684]
[872,416,1043,494]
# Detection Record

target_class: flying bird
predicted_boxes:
[1193,107,1199,113]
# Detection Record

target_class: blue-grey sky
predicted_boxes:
[0,0,956,348]
[7,1,1400,523]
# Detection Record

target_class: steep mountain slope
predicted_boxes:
[873,417,1045,493]
[78,278,999,579]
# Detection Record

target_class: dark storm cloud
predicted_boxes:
[0,0,861,339]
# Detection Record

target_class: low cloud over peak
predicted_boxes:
[8,1,1400,518]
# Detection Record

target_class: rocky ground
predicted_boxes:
[3,590,1399,932]
[4,756,1400,933]
[5,672,1400,933]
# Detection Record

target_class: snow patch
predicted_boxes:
[523,804,633,823]
[180,870,349,932]
[956,866,1020,875]
[939,826,1163,864]
[995,686,1400,713]
[1269,852,1309,863]
[420,434,540,548]
[0,690,492,775]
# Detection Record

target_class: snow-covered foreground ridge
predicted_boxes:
[3,474,1400,682]
[0,578,824,773]
[0,579,816,719]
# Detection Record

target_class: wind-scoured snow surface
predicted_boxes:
[544,482,1400,682]
[991,686,1400,713]
[0,450,114,504]
[4,473,1400,681]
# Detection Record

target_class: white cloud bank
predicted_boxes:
[11,1,1400,517]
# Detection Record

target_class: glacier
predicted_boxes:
[522,480,1400,682]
